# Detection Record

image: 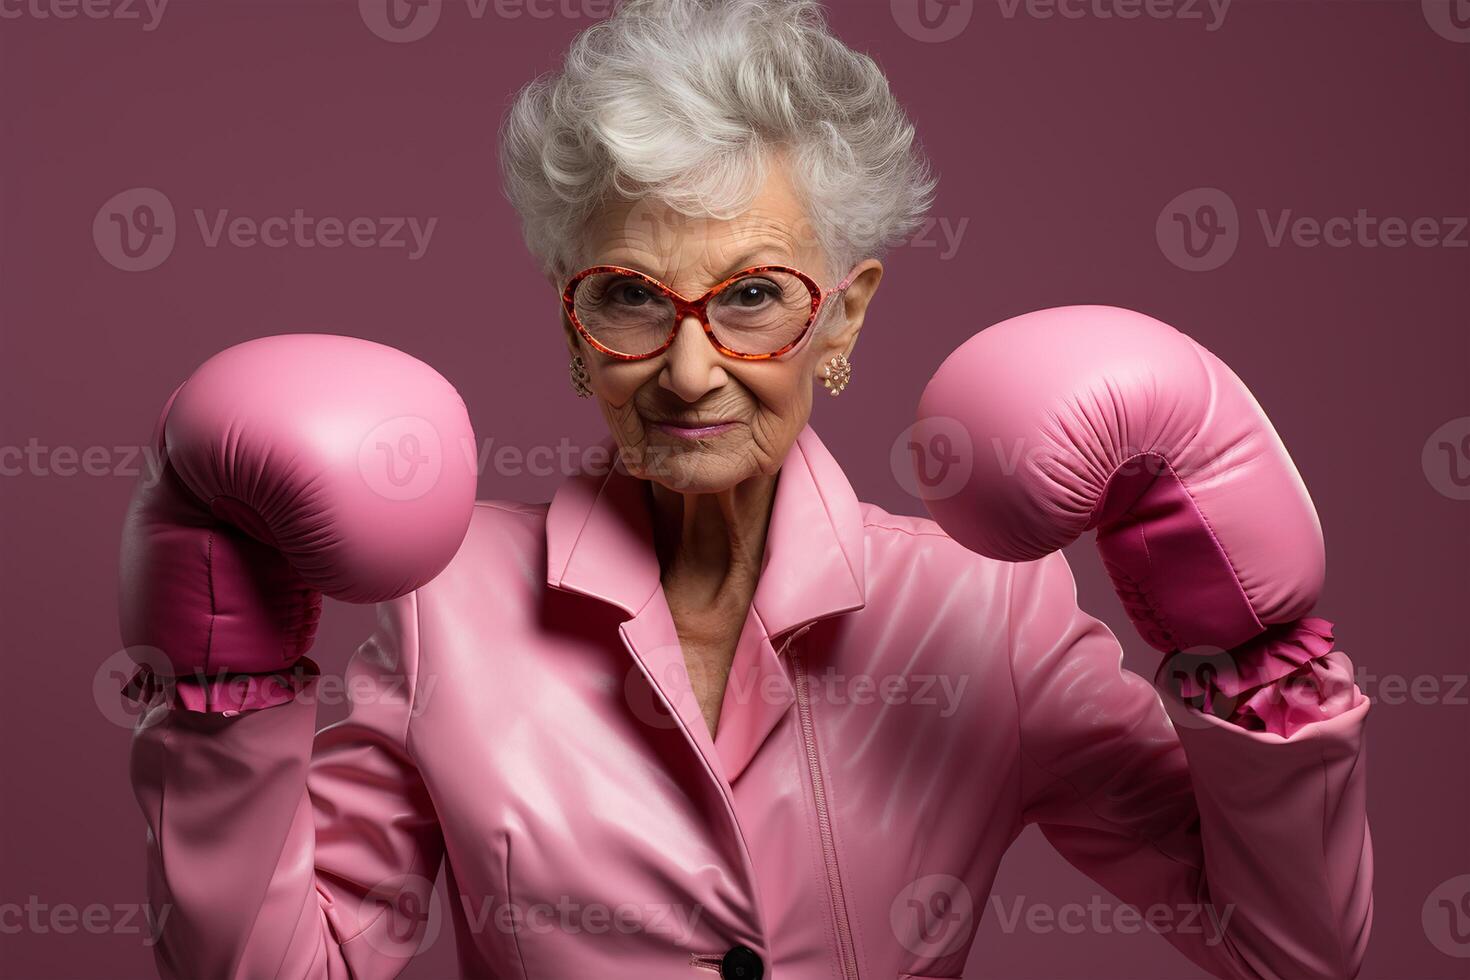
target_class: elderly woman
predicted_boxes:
[120,2,1371,979]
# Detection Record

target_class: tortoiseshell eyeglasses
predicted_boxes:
[561,264,858,361]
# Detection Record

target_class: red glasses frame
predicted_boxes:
[561,263,857,361]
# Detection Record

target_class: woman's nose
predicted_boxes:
[659,315,728,402]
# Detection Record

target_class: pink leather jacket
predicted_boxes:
[128,426,1372,980]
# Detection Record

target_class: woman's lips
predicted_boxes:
[649,420,739,439]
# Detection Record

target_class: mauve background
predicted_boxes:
[2,0,1467,977]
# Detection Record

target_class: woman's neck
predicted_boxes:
[648,473,777,600]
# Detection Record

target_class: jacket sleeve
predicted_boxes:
[1006,552,1373,980]
[128,593,444,980]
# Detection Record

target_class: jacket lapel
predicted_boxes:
[714,427,867,780]
[545,452,662,618]
[544,426,868,784]
[749,426,867,636]
[545,451,723,768]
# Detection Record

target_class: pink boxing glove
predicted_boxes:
[118,334,478,712]
[915,306,1336,726]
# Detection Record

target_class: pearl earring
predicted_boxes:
[822,353,852,396]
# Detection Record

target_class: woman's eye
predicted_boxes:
[729,280,777,307]
[612,282,652,305]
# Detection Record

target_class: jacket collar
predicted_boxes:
[545,425,867,636]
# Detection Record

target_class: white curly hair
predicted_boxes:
[498,0,937,284]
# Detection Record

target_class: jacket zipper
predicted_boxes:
[788,627,859,980]
[689,952,723,973]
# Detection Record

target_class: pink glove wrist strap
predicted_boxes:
[121,658,320,716]
[1154,618,1357,735]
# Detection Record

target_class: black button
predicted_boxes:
[720,944,763,980]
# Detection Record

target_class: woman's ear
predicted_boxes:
[816,258,883,367]
[560,307,582,357]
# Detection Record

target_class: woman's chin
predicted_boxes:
[634,443,754,495]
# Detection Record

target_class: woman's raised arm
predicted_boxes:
[117,334,477,977]
[129,598,444,979]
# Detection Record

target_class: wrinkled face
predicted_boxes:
[564,165,881,494]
